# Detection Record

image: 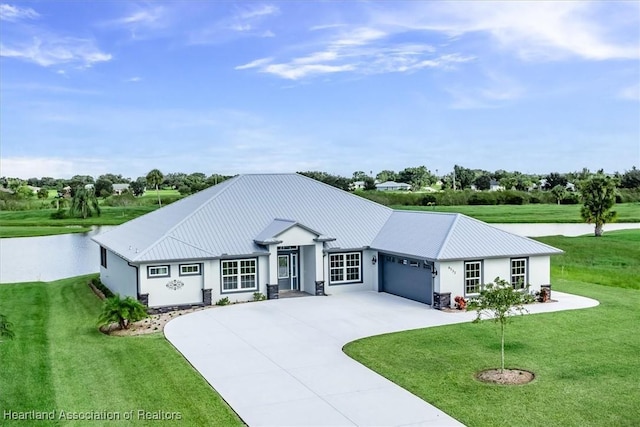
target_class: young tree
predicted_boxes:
[550,184,568,205]
[98,295,148,330]
[580,173,618,237]
[0,313,15,342]
[69,187,101,219]
[468,278,528,373]
[146,169,164,206]
[37,188,49,199]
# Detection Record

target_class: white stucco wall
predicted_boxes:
[100,250,137,298]
[139,262,204,307]
[324,249,377,294]
[436,255,552,300]
[206,256,269,304]
[277,226,318,246]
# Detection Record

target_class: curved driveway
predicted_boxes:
[165,291,597,426]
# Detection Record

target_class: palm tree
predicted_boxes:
[0,313,15,342]
[146,169,164,206]
[69,187,101,219]
[98,295,148,330]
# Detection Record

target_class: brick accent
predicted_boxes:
[433,292,451,310]
[203,289,212,306]
[138,293,149,307]
[267,284,279,300]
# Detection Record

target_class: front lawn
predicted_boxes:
[0,276,242,426]
[344,230,640,426]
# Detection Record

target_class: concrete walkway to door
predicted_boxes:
[165,291,598,426]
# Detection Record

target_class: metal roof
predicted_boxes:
[93,173,562,263]
[93,173,392,262]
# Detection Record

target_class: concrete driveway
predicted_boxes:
[164,291,597,426]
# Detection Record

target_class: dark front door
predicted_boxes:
[381,254,433,304]
[277,252,298,291]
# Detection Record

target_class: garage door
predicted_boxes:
[380,254,433,304]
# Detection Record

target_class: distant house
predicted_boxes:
[351,181,366,190]
[113,183,130,195]
[27,186,41,194]
[93,173,561,309]
[489,180,504,192]
[375,181,411,191]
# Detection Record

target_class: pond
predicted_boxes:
[1,223,638,284]
[0,226,114,284]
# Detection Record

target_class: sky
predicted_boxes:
[0,1,639,180]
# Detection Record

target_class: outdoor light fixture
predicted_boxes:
[371,256,377,265]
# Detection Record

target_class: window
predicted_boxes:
[511,258,527,289]
[180,264,201,276]
[148,265,170,278]
[329,252,361,284]
[221,259,257,292]
[465,261,482,295]
[100,247,107,269]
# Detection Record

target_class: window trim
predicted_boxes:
[147,265,170,278]
[464,260,482,296]
[179,263,201,276]
[510,258,528,289]
[100,246,107,269]
[328,252,362,285]
[220,258,258,294]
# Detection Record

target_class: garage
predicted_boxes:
[380,254,433,304]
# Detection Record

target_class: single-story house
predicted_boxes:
[93,173,561,309]
[113,183,130,195]
[375,181,412,191]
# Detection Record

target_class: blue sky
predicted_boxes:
[1,1,638,179]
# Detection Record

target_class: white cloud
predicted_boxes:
[376,1,639,61]
[237,4,279,20]
[126,76,142,83]
[235,57,273,70]
[619,84,640,101]
[0,157,106,179]
[0,36,112,67]
[0,4,39,21]
[263,63,355,80]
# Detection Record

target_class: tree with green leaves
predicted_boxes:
[37,187,49,199]
[98,294,148,330]
[129,177,146,196]
[376,170,397,183]
[550,184,568,205]
[580,173,618,237]
[397,166,435,190]
[69,187,101,219]
[0,313,15,342]
[467,277,528,373]
[146,169,164,206]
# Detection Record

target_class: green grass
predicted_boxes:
[0,226,92,238]
[345,230,640,426]
[395,203,640,223]
[0,276,242,426]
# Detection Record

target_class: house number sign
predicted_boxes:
[166,280,184,290]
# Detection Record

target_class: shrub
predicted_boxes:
[90,277,114,298]
[252,292,266,301]
[500,191,527,205]
[468,192,498,205]
[50,209,67,219]
[420,194,437,206]
[215,297,230,306]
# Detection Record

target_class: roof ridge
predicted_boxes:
[133,176,242,261]
[434,213,461,259]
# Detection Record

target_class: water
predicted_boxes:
[492,223,640,237]
[1,223,638,284]
[0,226,114,284]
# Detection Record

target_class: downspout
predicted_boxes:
[127,262,140,300]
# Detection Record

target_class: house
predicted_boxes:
[375,181,412,191]
[113,183,130,195]
[351,180,366,190]
[93,173,561,309]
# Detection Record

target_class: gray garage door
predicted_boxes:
[380,254,433,305]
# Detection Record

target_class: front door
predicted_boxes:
[277,252,299,291]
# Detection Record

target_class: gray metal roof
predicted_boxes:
[93,173,561,263]
[371,211,562,261]
[93,174,392,262]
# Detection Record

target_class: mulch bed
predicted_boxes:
[476,368,535,385]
